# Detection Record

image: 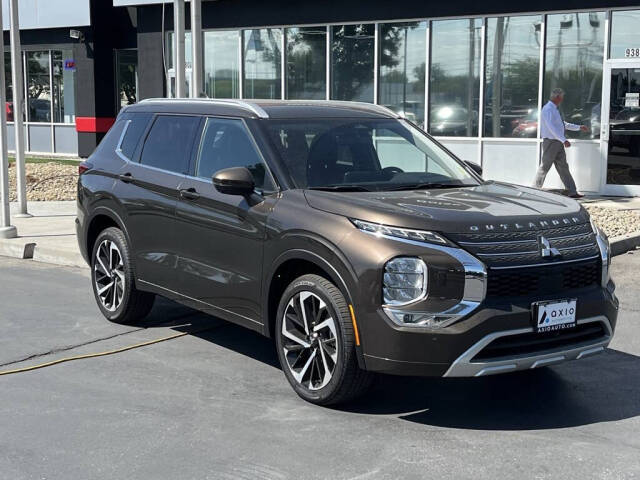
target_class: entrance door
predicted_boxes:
[115,49,138,112]
[602,60,640,195]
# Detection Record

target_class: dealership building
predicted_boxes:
[4,0,640,196]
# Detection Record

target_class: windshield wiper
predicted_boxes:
[307,185,371,192]
[386,183,476,191]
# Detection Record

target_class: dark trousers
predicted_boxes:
[534,139,577,195]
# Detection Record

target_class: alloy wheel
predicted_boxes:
[93,239,126,312]
[281,291,339,390]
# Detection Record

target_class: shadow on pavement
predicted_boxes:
[141,299,640,431]
[342,349,640,430]
[139,298,281,370]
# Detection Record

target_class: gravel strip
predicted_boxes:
[584,205,640,238]
[8,162,78,202]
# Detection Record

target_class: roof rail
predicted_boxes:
[138,98,269,118]
[254,99,400,118]
[330,101,402,118]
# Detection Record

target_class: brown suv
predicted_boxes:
[76,99,617,405]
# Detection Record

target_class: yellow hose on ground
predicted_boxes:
[0,330,195,376]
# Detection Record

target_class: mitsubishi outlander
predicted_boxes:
[76,99,617,405]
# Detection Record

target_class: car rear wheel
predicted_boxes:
[275,274,373,405]
[91,227,155,324]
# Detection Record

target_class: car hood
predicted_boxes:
[303,182,589,234]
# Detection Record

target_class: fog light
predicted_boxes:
[384,309,460,329]
[383,257,427,306]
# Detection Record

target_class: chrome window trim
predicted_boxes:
[115,119,132,162]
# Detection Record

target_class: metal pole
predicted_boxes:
[9,0,29,217]
[0,2,17,239]
[173,0,186,98]
[190,0,203,97]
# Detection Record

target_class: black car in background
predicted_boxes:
[76,99,617,405]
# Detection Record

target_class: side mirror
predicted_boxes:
[464,161,483,177]
[212,167,255,196]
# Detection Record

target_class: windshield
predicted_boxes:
[262,118,479,191]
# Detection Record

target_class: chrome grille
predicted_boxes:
[448,223,600,269]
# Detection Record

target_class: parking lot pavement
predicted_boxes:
[1,255,639,480]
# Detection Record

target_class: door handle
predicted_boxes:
[118,173,134,183]
[179,188,200,200]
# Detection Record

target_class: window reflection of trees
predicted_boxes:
[27,51,51,123]
[544,12,604,139]
[485,16,542,138]
[244,28,282,99]
[430,19,481,137]
[379,22,426,127]
[286,27,326,100]
[332,24,375,102]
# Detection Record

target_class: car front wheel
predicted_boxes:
[275,274,373,405]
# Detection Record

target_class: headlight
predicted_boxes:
[591,217,611,285]
[383,257,427,306]
[351,219,450,245]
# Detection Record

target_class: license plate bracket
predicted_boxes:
[532,299,577,333]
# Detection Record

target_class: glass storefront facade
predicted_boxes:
[162,8,640,195]
[4,48,77,154]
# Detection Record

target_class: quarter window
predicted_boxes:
[119,113,152,160]
[196,118,274,191]
[140,115,200,173]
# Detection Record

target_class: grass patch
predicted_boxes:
[8,155,80,166]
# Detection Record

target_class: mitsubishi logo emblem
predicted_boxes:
[539,235,561,258]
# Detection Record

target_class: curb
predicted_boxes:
[0,238,86,268]
[32,246,86,268]
[0,240,36,260]
[610,232,640,257]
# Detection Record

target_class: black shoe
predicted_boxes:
[568,193,584,199]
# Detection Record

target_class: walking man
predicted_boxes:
[534,88,589,198]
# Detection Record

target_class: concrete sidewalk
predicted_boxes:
[1,198,640,270]
[0,201,84,268]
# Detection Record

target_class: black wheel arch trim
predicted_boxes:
[84,205,133,264]
[263,245,366,369]
[262,247,358,335]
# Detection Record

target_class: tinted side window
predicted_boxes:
[119,113,152,160]
[92,119,126,156]
[196,118,274,190]
[140,115,200,173]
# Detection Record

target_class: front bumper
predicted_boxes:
[359,285,618,377]
[443,315,612,377]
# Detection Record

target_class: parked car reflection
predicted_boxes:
[430,105,478,136]
[609,107,640,156]
[511,109,539,137]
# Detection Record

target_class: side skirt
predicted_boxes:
[137,279,265,335]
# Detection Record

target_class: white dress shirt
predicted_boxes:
[540,100,581,142]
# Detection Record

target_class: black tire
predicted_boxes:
[90,227,155,324]
[275,274,374,405]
